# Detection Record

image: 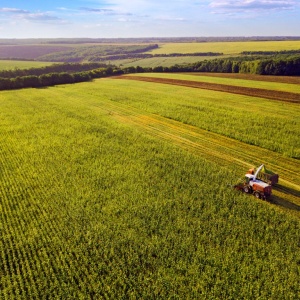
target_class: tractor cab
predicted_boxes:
[245,174,254,183]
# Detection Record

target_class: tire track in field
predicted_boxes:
[114,75,300,103]
[93,100,300,213]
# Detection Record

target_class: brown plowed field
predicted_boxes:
[0,45,73,60]
[115,75,300,103]
[184,72,300,85]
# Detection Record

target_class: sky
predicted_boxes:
[0,0,299,38]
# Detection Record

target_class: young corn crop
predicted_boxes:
[0,76,299,299]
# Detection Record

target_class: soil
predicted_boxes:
[185,72,300,85]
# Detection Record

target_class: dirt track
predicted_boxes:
[115,75,300,103]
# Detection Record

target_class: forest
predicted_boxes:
[0,66,123,90]
[131,54,300,76]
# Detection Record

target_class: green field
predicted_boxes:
[0,75,299,298]
[149,41,300,55]
[0,60,54,70]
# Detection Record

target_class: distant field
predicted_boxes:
[0,44,73,60]
[0,43,222,66]
[2,40,300,66]
[115,56,223,68]
[149,41,300,55]
[0,60,55,70]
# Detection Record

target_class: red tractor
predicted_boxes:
[234,164,278,200]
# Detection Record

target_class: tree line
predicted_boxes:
[191,55,300,75]
[121,54,300,75]
[0,67,123,90]
[0,63,108,79]
[241,50,300,55]
[89,52,223,62]
[1,54,299,90]
[38,44,159,63]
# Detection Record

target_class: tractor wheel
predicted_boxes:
[254,191,261,199]
[243,185,251,193]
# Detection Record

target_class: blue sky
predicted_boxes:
[0,1,299,38]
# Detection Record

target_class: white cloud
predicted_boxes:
[117,17,137,22]
[0,1,299,38]
[0,7,29,13]
[91,0,190,16]
[210,0,297,14]
[24,13,63,22]
[0,7,67,24]
[79,7,115,13]
[155,16,187,22]
[79,6,133,16]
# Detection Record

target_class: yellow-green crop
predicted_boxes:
[0,78,299,299]
[149,41,300,55]
[0,60,54,70]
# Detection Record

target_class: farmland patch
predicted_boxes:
[116,56,218,68]
[0,60,55,70]
[1,81,299,298]
[0,45,73,60]
[149,41,300,55]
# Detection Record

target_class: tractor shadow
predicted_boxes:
[270,184,300,212]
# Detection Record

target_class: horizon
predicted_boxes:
[0,1,299,39]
